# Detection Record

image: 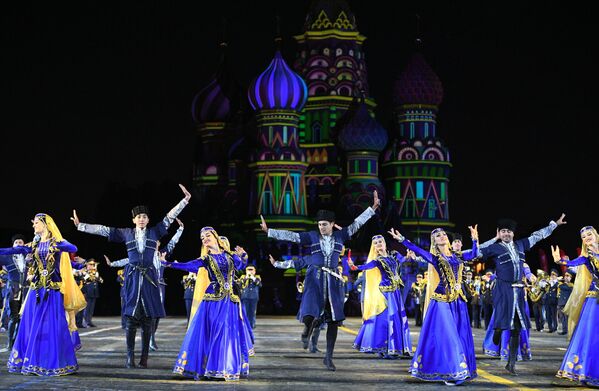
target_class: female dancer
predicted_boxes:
[552,226,599,387]
[0,213,86,376]
[162,226,252,381]
[347,234,412,358]
[389,225,478,385]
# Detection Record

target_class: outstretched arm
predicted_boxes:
[164,219,184,256]
[461,225,479,261]
[162,258,204,273]
[56,240,77,253]
[161,185,191,231]
[388,228,435,264]
[527,213,566,248]
[0,246,31,256]
[345,191,379,238]
[109,257,130,268]
[551,245,588,267]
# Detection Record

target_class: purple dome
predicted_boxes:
[248,51,308,112]
[394,53,443,106]
[338,103,388,152]
[191,51,240,123]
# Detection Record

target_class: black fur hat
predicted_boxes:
[315,209,335,222]
[131,205,150,218]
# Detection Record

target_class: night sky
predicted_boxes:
[1,2,594,314]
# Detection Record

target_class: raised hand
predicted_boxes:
[406,249,416,260]
[176,218,184,228]
[234,246,246,256]
[103,255,112,266]
[260,215,268,233]
[268,254,276,265]
[70,209,80,226]
[550,245,563,263]
[159,252,167,261]
[372,190,380,211]
[468,224,479,241]
[556,213,567,226]
[179,184,192,202]
[334,224,342,230]
[388,228,405,242]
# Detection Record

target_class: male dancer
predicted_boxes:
[262,190,379,371]
[106,218,184,351]
[72,184,190,368]
[479,214,566,375]
[0,234,27,352]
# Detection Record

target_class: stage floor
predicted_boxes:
[0,316,586,390]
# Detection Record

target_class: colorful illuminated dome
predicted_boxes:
[394,53,443,106]
[191,45,240,123]
[248,51,308,111]
[338,103,388,152]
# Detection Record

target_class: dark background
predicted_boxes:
[1,1,595,316]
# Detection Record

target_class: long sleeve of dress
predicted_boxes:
[461,240,479,261]
[527,221,558,248]
[355,260,380,271]
[231,253,246,270]
[401,238,436,265]
[56,240,77,253]
[165,259,204,273]
[557,255,589,267]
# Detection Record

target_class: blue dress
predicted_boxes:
[483,300,532,361]
[1,239,79,376]
[555,254,599,386]
[402,238,478,382]
[353,252,412,357]
[167,252,252,381]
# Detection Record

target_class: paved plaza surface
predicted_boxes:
[0,316,591,390]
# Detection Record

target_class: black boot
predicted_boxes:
[301,316,314,350]
[125,326,137,369]
[6,319,16,351]
[323,324,338,371]
[150,318,159,351]
[138,318,152,368]
[492,328,502,345]
[309,327,321,353]
[505,331,519,375]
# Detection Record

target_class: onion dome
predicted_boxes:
[303,0,357,32]
[338,103,388,152]
[394,53,443,106]
[248,51,308,111]
[191,45,240,123]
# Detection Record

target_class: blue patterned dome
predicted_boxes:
[338,103,388,151]
[248,51,308,111]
